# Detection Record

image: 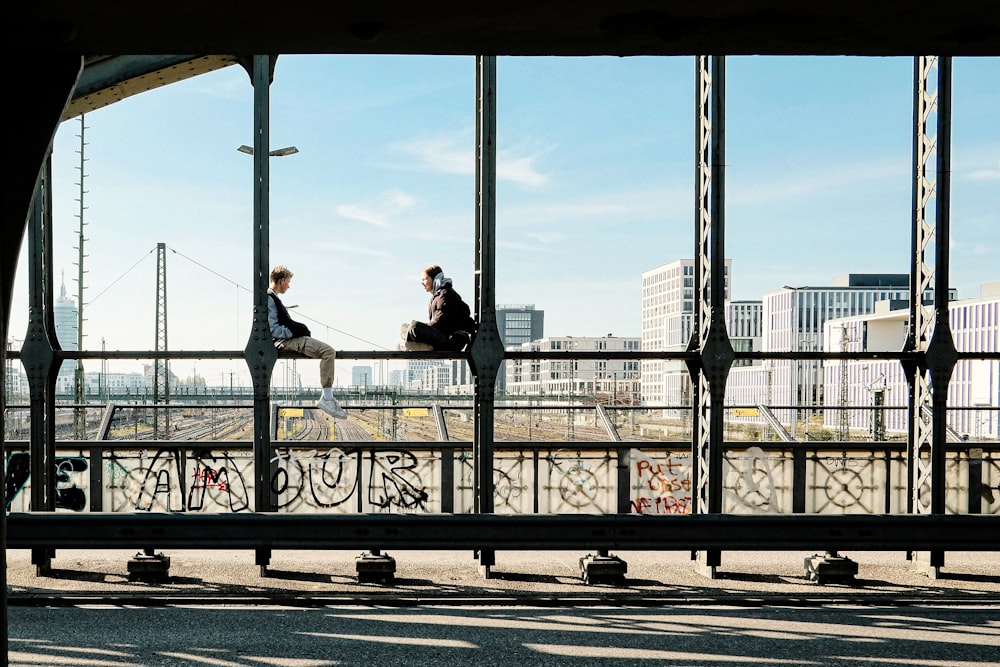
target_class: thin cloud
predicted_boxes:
[183,66,249,100]
[525,231,570,245]
[729,158,909,206]
[500,184,689,228]
[497,150,550,188]
[965,162,1000,181]
[393,134,470,175]
[952,239,993,256]
[498,239,552,253]
[390,131,552,188]
[309,241,395,259]
[335,188,418,228]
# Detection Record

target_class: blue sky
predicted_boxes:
[10,55,999,387]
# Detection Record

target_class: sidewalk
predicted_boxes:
[7,548,1000,605]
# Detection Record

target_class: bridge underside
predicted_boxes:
[5,1,1000,57]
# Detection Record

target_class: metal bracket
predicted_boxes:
[356,550,396,583]
[127,550,171,582]
[580,551,627,585]
[804,551,858,585]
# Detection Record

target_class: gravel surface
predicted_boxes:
[7,548,999,605]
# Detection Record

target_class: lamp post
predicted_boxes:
[238,141,298,403]
[237,145,299,157]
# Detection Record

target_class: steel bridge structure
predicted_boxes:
[3,1,1000,650]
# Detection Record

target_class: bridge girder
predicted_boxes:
[4,1,1000,57]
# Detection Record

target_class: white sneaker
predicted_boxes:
[397,340,434,351]
[316,397,347,419]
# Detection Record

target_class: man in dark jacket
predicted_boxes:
[398,264,476,351]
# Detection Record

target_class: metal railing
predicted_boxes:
[5,400,999,554]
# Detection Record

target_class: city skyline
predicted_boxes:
[7,55,999,387]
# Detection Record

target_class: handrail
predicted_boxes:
[8,513,999,552]
[7,348,1000,361]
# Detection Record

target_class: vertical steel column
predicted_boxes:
[241,56,279,572]
[470,55,502,572]
[921,57,957,574]
[2,52,84,653]
[689,56,712,522]
[690,56,734,577]
[706,56,732,518]
[905,56,957,576]
[928,57,955,516]
[904,57,937,523]
[21,159,59,572]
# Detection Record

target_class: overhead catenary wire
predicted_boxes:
[167,245,387,349]
[81,244,388,349]
[85,246,156,307]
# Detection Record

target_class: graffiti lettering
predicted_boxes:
[631,451,693,514]
[189,454,250,512]
[369,450,429,510]
[134,450,184,512]
[4,452,88,512]
[629,495,692,514]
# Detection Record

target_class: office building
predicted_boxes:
[759,274,956,426]
[352,365,374,387]
[496,304,544,346]
[496,304,544,394]
[728,300,762,368]
[505,334,640,400]
[640,259,731,407]
[823,283,998,439]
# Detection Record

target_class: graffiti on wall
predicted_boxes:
[630,450,693,514]
[724,446,782,513]
[5,452,89,512]
[105,447,434,513]
[456,450,616,514]
[7,445,998,515]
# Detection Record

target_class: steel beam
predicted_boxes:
[7,513,999,552]
[471,55,501,572]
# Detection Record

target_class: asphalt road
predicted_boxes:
[7,603,1000,667]
[6,548,1000,666]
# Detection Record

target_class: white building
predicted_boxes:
[400,359,445,391]
[728,300,762,368]
[417,363,451,394]
[824,283,999,439]
[505,335,640,400]
[83,370,147,396]
[640,259,731,406]
[352,365,374,387]
[756,274,935,429]
[445,358,475,395]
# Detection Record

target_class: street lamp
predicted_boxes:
[237,144,299,157]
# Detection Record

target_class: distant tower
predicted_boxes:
[53,272,79,392]
[838,325,851,440]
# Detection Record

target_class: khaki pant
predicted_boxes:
[281,336,336,388]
